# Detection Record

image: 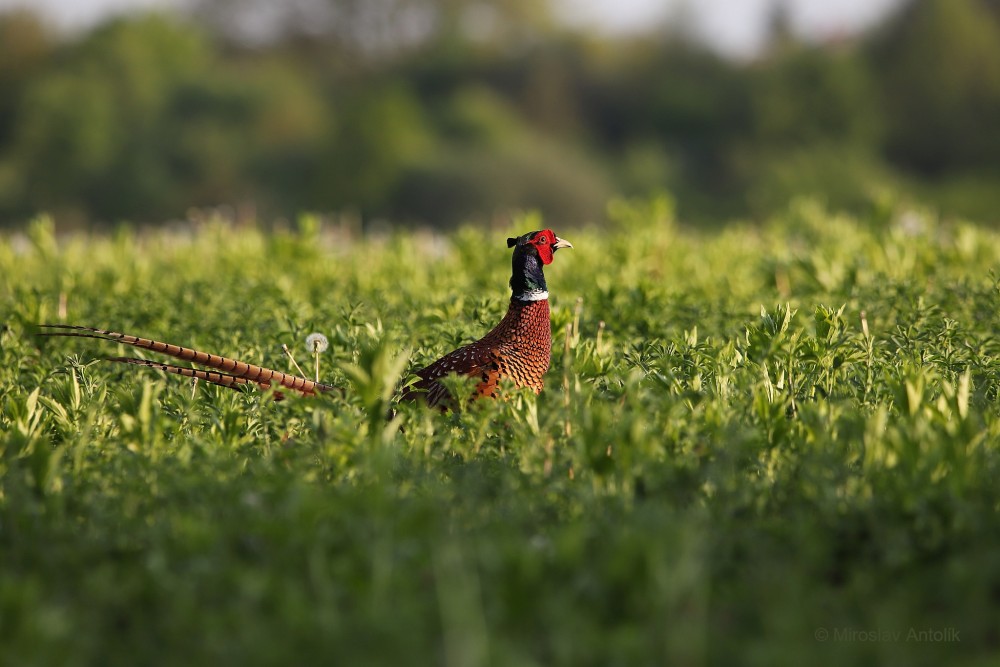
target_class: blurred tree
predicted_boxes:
[741,36,886,216]
[391,85,611,225]
[0,11,53,142]
[764,0,796,51]
[3,0,1000,227]
[5,16,212,221]
[751,45,880,149]
[2,14,331,223]
[869,0,1000,174]
[312,81,433,212]
[169,60,331,213]
[576,38,753,218]
[0,11,55,211]
[193,0,553,61]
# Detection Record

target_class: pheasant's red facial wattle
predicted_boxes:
[530,229,559,265]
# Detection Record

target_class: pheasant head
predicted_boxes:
[506,229,573,302]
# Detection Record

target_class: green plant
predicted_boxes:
[2,201,999,665]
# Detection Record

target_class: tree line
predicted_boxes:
[1,0,999,228]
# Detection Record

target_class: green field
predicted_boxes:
[3,199,1000,665]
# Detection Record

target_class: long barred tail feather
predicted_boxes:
[39,324,336,397]
[106,357,255,389]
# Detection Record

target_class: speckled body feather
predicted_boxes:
[405,298,552,407]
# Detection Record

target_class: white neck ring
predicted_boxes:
[515,290,548,302]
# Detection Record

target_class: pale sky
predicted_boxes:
[0,0,906,58]
[559,0,905,56]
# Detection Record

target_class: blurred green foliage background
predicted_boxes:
[1,0,1000,228]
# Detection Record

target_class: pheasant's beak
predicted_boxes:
[552,237,573,251]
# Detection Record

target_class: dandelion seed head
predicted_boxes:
[306,332,329,353]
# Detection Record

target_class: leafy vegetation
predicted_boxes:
[2,199,999,665]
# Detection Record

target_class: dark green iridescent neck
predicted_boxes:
[510,251,548,301]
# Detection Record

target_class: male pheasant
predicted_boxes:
[39,229,572,407]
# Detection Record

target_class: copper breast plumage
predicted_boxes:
[406,299,552,407]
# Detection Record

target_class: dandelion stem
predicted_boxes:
[282,344,307,378]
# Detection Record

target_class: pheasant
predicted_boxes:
[39,229,572,407]
[402,228,572,407]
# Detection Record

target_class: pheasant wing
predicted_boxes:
[405,343,505,407]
